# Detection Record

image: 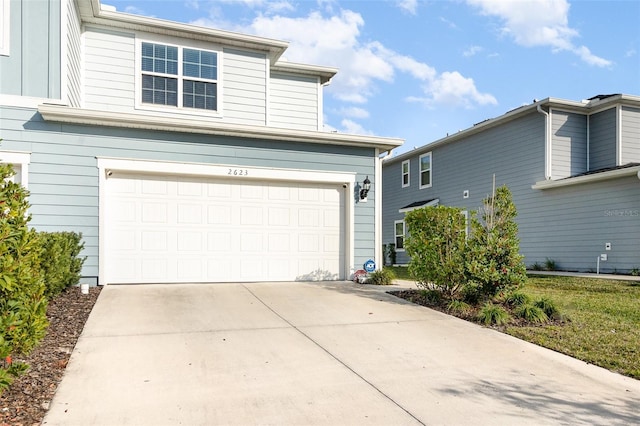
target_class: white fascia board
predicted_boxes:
[532,165,640,190]
[271,62,338,85]
[82,0,288,62]
[97,157,356,184]
[38,104,404,151]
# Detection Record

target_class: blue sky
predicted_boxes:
[104,0,640,155]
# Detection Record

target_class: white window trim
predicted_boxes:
[0,0,10,56]
[419,152,432,189]
[394,219,405,252]
[0,151,31,187]
[401,159,410,188]
[135,39,223,118]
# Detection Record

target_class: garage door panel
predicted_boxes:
[105,174,345,283]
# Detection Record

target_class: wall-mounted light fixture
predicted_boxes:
[360,176,371,200]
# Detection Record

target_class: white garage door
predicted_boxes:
[104,172,345,284]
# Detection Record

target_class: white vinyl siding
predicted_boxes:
[0,0,9,56]
[401,160,410,187]
[394,220,405,251]
[66,0,82,107]
[419,152,432,189]
[84,27,136,111]
[223,48,266,126]
[270,72,319,131]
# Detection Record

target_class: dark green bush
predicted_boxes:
[405,205,468,297]
[466,185,527,298]
[0,163,47,393]
[40,232,86,298]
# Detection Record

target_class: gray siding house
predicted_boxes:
[383,95,640,274]
[0,0,402,285]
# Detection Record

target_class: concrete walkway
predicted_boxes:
[43,281,640,425]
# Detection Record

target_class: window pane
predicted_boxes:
[420,155,430,171]
[421,171,430,186]
[403,175,409,185]
[396,236,404,250]
[184,63,199,78]
[201,51,216,66]
[395,222,404,235]
[166,46,178,61]
[184,48,199,64]
[183,80,217,110]
[141,75,177,106]
[142,43,153,57]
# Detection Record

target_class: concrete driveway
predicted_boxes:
[43,282,640,425]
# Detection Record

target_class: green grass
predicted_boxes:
[387,268,640,379]
[509,275,640,379]
[388,265,412,280]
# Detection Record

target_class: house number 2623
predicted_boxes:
[228,168,249,176]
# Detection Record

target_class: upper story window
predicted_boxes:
[0,0,10,56]
[140,42,218,112]
[419,152,432,189]
[401,160,410,187]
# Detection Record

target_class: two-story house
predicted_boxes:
[0,0,402,285]
[383,94,640,274]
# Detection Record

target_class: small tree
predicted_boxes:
[466,184,527,298]
[405,206,468,297]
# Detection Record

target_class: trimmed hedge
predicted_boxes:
[40,232,85,298]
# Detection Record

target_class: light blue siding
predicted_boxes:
[0,0,61,99]
[589,107,617,170]
[1,106,377,280]
[621,106,640,164]
[551,110,587,178]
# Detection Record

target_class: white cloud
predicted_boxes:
[463,45,483,57]
[408,72,497,109]
[397,0,418,15]
[340,119,374,135]
[626,48,637,58]
[190,4,496,126]
[467,0,611,67]
[337,107,370,119]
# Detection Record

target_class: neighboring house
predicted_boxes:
[0,0,402,285]
[383,94,640,274]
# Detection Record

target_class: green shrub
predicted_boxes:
[477,302,511,326]
[530,262,543,271]
[544,258,557,271]
[466,185,527,298]
[0,163,47,394]
[405,205,468,297]
[515,304,548,323]
[505,291,531,307]
[447,300,472,315]
[367,268,396,285]
[40,232,86,298]
[534,297,560,319]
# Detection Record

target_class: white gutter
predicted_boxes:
[537,105,552,180]
[38,104,404,151]
[532,165,640,190]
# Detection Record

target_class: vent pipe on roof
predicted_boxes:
[537,105,552,180]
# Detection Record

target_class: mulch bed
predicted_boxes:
[0,286,102,426]
[388,289,565,329]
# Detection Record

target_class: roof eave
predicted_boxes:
[38,104,404,151]
[80,0,289,62]
[532,165,640,190]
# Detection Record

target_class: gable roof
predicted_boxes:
[384,94,640,166]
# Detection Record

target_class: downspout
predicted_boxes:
[537,105,552,180]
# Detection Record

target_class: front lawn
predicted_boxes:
[387,267,640,379]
